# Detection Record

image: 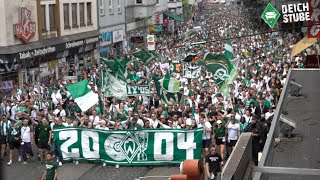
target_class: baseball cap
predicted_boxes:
[216,120,222,124]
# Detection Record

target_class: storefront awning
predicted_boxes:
[164,12,183,22]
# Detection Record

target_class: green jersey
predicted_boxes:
[8,126,21,143]
[214,126,226,138]
[45,161,58,180]
[39,122,51,141]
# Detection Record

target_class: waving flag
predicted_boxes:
[160,71,180,93]
[153,75,183,105]
[66,79,99,112]
[133,49,157,63]
[224,39,235,60]
[204,53,238,97]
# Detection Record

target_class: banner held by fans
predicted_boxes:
[53,128,203,165]
[183,64,201,79]
[127,85,151,96]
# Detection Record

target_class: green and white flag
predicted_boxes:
[153,75,183,105]
[204,53,238,97]
[182,26,202,41]
[53,128,202,165]
[114,60,136,84]
[100,58,118,72]
[66,79,99,112]
[101,70,127,99]
[160,72,180,93]
[224,39,235,60]
[133,49,157,63]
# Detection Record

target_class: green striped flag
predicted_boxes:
[161,71,180,93]
[152,75,183,105]
[100,58,118,72]
[133,49,157,63]
[224,39,235,60]
[204,53,238,97]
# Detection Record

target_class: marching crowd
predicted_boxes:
[0,2,312,180]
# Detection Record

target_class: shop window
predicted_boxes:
[80,3,85,26]
[72,3,78,28]
[49,4,56,30]
[87,2,92,25]
[63,4,70,29]
[41,5,46,32]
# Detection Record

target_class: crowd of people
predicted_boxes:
[0,2,313,180]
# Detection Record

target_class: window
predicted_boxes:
[63,4,70,29]
[87,2,92,24]
[117,0,121,13]
[156,0,160,4]
[80,3,85,26]
[109,0,113,14]
[136,0,142,3]
[41,5,46,31]
[49,5,56,30]
[99,0,105,16]
[72,3,77,28]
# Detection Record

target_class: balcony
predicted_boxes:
[168,0,182,9]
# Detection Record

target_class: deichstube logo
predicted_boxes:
[261,3,281,28]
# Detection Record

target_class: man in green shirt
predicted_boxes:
[32,118,52,163]
[41,151,58,180]
[127,117,142,130]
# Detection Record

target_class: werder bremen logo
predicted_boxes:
[261,3,281,28]
[105,132,148,163]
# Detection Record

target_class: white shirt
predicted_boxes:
[90,115,100,126]
[21,126,32,143]
[227,122,240,141]
[9,106,17,120]
[198,121,212,140]
[51,92,62,105]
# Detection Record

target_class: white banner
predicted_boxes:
[183,64,201,79]
[112,29,124,43]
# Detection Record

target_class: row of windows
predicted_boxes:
[63,3,92,29]
[41,3,92,32]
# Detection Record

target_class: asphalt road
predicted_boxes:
[1,145,179,180]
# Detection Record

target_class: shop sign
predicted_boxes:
[19,46,56,60]
[151,14,164,24]
[147,35,155,51]
[112,29,124,43]
[14,7,36,43]
[131,36,144,44]
[65,37,100,49]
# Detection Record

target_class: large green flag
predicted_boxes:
[53,127,203,165]
[119,57,131,66]
[203,53,238,97]
[133,49,157,63]
[101,70,127,99]
[100,58,118,72]
[183,53,197,63]
[114,60,137,84]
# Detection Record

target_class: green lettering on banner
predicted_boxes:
[53,128,203,165]
[126,85,151,96]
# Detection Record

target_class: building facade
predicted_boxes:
[98,0,126,59]
[0,0,100,89]
[125,0,157,51]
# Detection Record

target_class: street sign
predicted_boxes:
[261,3,280,28]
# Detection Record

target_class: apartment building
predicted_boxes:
[0,0,100,86]
[98,0,126,59]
